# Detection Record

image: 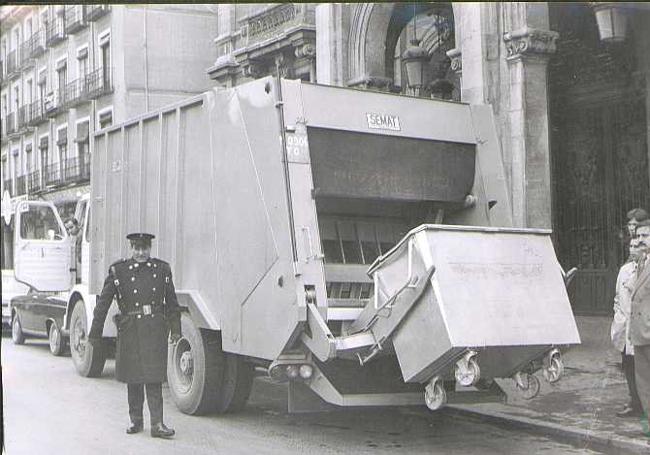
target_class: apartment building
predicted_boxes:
[0,4,217,269]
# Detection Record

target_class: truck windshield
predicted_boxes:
[20,205,64,240]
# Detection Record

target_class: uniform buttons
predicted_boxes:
[147,262,151,267]
[137,315,141,319]
[135,302,140,306]
[152,287,156,291]
[134,263,139,268]
[131,277,135,282]
[129,265,133,270]
[154,264,158,268]
[153,273,157,278]
[133,289,138,294]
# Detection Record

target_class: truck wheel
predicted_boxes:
[218,353,254,413]
[70,301,106,377]
[12,314,25,345]
[48,321,67,356]
[168,313,225,415]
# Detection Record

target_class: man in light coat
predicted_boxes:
[631,220,650,435]
[612,238,643,417]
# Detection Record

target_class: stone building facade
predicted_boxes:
[208,3,650,314]
[0,4,217,269]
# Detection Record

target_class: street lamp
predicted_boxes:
[591,2,628,43]
[402,38,429,95]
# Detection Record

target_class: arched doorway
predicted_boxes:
[348,2,457,99]
[549,3,649,314]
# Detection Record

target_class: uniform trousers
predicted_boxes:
[127,382,163,425]
[622,352,643,411]
[634,345,650,417]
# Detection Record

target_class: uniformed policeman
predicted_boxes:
[88,233,182,439]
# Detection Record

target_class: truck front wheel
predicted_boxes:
[70,301,106,377]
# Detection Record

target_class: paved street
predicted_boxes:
[2,334,611,455]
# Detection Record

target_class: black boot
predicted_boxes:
[126,421,143,434]
[151,422,175,439]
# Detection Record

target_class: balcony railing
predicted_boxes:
[17,104,31,131]
[65,6,87,34]
[86,5,110,21]
[6,50,19,79]
[24,30,46,59]
[15,175,27,196]
[26,100,46,126]
[43,163,61,186]
[86,67,113,98]
[45,19,66,46]
[62,155,90,183]
[28,170,42,193]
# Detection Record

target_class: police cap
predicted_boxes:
[127,232,155,246]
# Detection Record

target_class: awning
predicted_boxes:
[56,59,67,70]
[77,47,88,59]
[74,122,89,143]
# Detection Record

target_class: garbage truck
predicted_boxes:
[13,77,580,414]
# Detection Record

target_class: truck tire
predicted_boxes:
[12,314,25,345]
[168,313,225,415]
[48,321,67,356]
[70,301,106,377]
[218,353,254,413]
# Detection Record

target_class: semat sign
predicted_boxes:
[366,113,401,131]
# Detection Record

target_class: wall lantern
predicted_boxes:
[591,3,628,43]
[402,39,429,93]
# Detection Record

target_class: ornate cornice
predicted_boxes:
[446,48,462,74]
[503,27,559,61]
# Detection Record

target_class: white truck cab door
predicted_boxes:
[14,201,72,292]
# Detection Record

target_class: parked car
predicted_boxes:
[2,270,29,328]
[11,291,68,356]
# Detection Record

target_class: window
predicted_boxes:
[38,70,47,104]
[56,59,67,93]
[75,120,90,179]
[39,136,49,177]
[57,127,68,178]
[19,204,63,241]
[25,144,33,172]
[26,17,33,39]
[77,47,89,83]
[13,86,20,114]
[98,109,112,129]
[26,79,33,105]
[99,32,111,88]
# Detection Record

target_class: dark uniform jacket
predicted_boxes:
[89,257,182,383]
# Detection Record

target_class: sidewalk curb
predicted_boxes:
[446,405,650,454]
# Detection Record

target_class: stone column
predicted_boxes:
[503,26,558,228]
[315,3,349,86]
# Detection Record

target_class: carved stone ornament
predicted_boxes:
[503,27,559,60]
[446,48,462,74]
[294,43,316,60]
[242,62,265,79]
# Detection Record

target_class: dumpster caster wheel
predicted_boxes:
[424,376,446,411]
[513,372,540,400]
[542,349,563,384]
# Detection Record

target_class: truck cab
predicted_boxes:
[10,194,116,374]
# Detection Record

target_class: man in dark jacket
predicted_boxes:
[89,233,182,439]
[631,220,650,436]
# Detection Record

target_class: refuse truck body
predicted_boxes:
[20,77,581,414]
